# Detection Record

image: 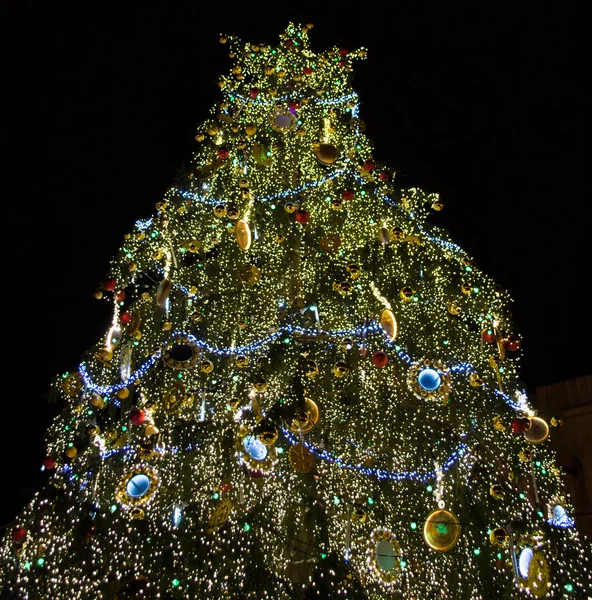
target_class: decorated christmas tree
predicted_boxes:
[1,23,590,600]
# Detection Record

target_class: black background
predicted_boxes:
[3,5,587,527]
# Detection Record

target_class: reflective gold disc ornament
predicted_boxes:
[313,142,338,165]
[524,417,549,444]
[423,509,461,551]
[289,443,315,473]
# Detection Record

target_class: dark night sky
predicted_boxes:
[4,5,588,526]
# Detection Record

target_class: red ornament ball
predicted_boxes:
[511,418,530,434]
[505,337,521,352]
[363,160,375,171]
[217,148,229,160]
[379,171,390,181]
[130,408,146,426]
[220,482,233,492]
[11,527,26,544]
[303,66,313,75]
[120,312,132,325]
[372,351,388,368]
[42,456,56,470]
[481,329,496,344]
[342,189,355,201]
[295,209,310,224]
[285,40,294,49]
[103,279,117,292]
[249,87,260,99]
[116,290,126,302]
[338,48,349,56]
[289,100,300,110]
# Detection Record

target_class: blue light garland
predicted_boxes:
[282,428,469,483]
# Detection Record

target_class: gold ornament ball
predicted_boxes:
[490,484,505,500]
[390,227,405,241]
[333,362,349,378]
[275,234,285,244]
[461,282,472,295]
[238,319,248,330]
[162,321,172,331]
[201,360,214,373]
[489,527,508,547]
[207,124,220,136]
[347,264,361,279]
[235,355,249,369]
[331,198,343,211]
[65,446,78,459]
[252,378,268,392]
[117,387,130,400]
[93,290,103,300]
[400,287,415,302]
[447,302,462,316]
[245,124,257,136]
[90,393,104,407]
[213,204,226,218]
[432,200,444,211]
[195,132,205,142]
[284,202,297,213]
[226,206,240,220]
[352,507,366,524]
[469,373,484,387]
[305,360,318,378]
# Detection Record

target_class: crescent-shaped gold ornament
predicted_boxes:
[235,220,251,250]
[379,308,397,341]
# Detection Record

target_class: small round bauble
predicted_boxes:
[284,202,297,213]
[295,209,310,224]
[305,360,318,378]
[65,446,78,459]
[432,200,444,211]
[226,206,240,220]
[352,507,366,524]
[363,160,375,171]
[489,527,508,547]
[447,302,462,316]
[104,279,117,291]
[90,393,104,407]
[130,408,146,425]
[347,263,361,279]
[461,282,472,294]
[372,351,388,368]
[162,321,172,331]
[400,287,415,302]
[331,198,343,210]
[42,456,56,470]
[237,319,248,330]
[11,527,27,544]
[342,189,354,201]
[213,204,226,218]
[490,484,505,500]
[481,329,496,344]
[512,418,530,434]
[117,387,130,400]
[252,377,268,392]
[201,359,214,374]
[505,336,521,352]
[333,362,349,378]
[93,290,103,299]
[423,509,461,552]
[235,355,249,369]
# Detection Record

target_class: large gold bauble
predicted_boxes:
[90,393,105,407]
[65,446,78,459]
[524,417,549,444]
[423,509,461,552]
[289,398,320,434]
[226,206,240,220]
[245,124,257,136]
[313,143,338,165]
[333,362,349,378]
[117,387,130,400]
